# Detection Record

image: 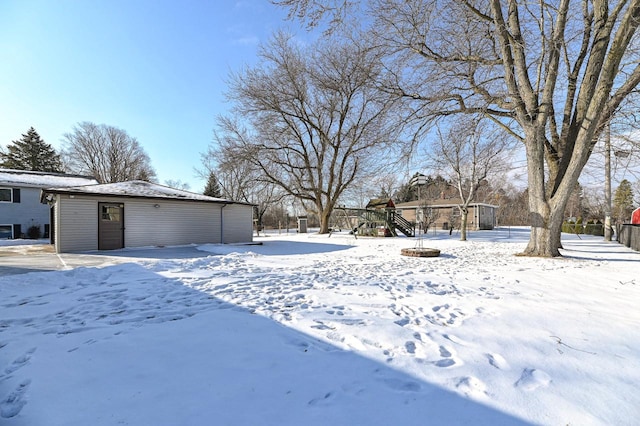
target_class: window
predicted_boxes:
[452,207,460,216]
[0,225,12,239]
[101,205,121,221]
[0,188,11,202]
[101,206,120,221]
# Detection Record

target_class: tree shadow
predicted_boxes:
[0,263,531,425]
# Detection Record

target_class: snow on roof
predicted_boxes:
[44,180,238,203]
[0,168,98,188]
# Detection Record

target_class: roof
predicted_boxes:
[395,199,499,209]
[42,180,252,205]
[366,198,395,209]
[0,168,98,188]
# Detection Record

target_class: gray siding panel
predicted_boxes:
[57,196,99,252]
[125,200,221,247]
[223,204,254,243]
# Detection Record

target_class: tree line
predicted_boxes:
[1,124,156,184]
[201,0,640,256]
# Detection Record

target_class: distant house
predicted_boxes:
[0,169,98,239]
[41,180,254,253]
[395,199,498,231]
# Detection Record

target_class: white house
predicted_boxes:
[41,180,254,253]
[0,168,98,239]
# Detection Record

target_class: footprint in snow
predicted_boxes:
[515,368,551,391]
[4,348,36,375]
[0,379,30,418]
[439,345,452,357]
[379,377,421,392]
[432,345,459,368]
[443,333,470,346]
[405,339,428,358]
[486,353,510,370]
[308,391,335,406]
[455,376,488,398]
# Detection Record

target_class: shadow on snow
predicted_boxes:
[0,263,530,426]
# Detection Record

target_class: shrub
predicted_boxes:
[27,225,42,239]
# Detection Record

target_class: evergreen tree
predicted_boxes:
[613,179,635,223]
[203,172,223,198]
[1,127,64,172]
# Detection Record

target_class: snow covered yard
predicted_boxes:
[1,228,639,425]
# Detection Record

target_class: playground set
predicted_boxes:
[330,199,415,238]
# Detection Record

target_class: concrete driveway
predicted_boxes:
[0,244,212,277]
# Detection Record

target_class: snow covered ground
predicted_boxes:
[1,227,639,425]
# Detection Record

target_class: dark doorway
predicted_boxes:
[98,203,124,250]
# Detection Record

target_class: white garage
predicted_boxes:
[41,180,254,253]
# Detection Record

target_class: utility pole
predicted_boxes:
[604,123,612,241]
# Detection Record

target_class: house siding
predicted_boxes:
[395,202,497,231]
[0,186,50,238]
[52,194,253,253]
[56,195,99,252]
[125,199,221,247]
[222,203,253,243]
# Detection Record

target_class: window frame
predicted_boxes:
[0,224,13,239]
[0,187,12,203]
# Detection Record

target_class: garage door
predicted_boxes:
[98,203,124,250]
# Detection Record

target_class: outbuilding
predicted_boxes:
[41,180,254,253]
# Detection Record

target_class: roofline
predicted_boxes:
[41,188,256,206]
[395,202,499,209]
[0,168,96,180]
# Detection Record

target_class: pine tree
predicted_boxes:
[1,127,64,172]
[203,172,223,198]
[613,179,635,223]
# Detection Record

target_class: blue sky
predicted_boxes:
[0,0,298,191]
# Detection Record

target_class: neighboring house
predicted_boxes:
[0,168,98,239]
[41,180,254,253]
[395,198,498,231]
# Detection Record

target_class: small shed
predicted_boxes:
[41,180,254,253]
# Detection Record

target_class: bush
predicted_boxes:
[27,225,42,239]
[561,219,604,236]
[562,221,583,234]
[584,223,604,236]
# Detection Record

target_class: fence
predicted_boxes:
[618,225,640,252]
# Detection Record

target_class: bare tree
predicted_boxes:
[428,118,514,240]
[417,200,440,234]
[200,136,286,233]
[276,0,640,256]
[62,122,156,183]
[213,31,401,233]
[164,179,191,191]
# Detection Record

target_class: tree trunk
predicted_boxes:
[523,215,563,257]
[317,202,333,234]
[460,208,468,241]
[521,128,565,257]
